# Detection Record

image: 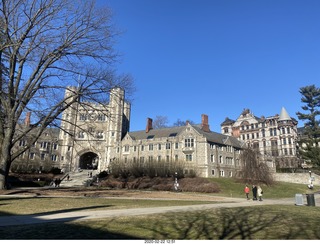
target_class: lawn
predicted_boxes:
[0,178,318,240]
[0,205,319,240]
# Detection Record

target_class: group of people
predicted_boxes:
[244,184,263,201]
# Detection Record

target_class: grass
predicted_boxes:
[210,178,313,198]
[0,178,318,240]
[0,197,215,216]
[1,205,319,239]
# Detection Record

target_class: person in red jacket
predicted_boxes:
[244,185,250,200]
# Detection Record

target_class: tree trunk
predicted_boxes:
[0,136,12,189]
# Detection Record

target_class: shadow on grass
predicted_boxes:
[137,207,320,240]
[1,206,320,240]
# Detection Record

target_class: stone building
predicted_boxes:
[58,87,130,172]
[14,88,300,177]
[117,115,245,178]
[220,107,299,168]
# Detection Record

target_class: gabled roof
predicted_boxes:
[127,126,185,140]
[192,126,244,149]
[127,125,245,149]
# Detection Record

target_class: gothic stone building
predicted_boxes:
[13,88,300,177]
[220,107,299,168]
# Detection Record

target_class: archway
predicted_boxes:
[79,152,98,170]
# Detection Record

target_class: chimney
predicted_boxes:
[201,114,210,132]
[25,112,31,127]
[146,117,153,133]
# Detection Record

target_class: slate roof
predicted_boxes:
[127,125,244,149]
[220,117,235,126]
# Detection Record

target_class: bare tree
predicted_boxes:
[0,0,134,189]
[240,148,274,185]
[153,115,169,129]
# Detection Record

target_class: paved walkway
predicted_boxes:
[1,195,317,227]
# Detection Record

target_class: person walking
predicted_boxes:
[257,185,263,201]
[244,185,250,200]
[252,184,257,201]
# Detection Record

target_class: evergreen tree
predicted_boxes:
[296,85,320,166]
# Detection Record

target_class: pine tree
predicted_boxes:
[296,85,320,166]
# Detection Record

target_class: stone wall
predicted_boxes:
[273,172,320,186]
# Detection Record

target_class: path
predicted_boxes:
[1,195,317,227]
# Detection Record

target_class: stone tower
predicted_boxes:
[58,87,130,172]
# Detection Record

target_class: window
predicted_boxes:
[220,170,225,177]
[53,143,58,150]
[166,143,171,150]
[175,143,179,149]
[40,142,49,149]
[40,153,45,160]
[269,129,273,136]
[158,144,162,150]
[19,140,26,147]
[186,154,192,161]
[158,156,161,162]
[29,152,35,160]
[79,113,87,121]
[175,155,178,161]
[147,135,154,139]
[287,127,291,134]
[283,138,287,145]
[166,155,170,162]
[97,114,106,121]
[140,157,144,163]
[282,128,286,134]
[134,146,137,152]
[224,127,229,133]
[274,128,277,136]
[96,131,104,139]
[149,144,153,151]
[141,145,144,151]
[288,138,292,144]
[262,129,265,137]
[185,138,194,147]
[78,131,85,138]
[211,169,215,175]
[51,154,58,161]
[226,157,233,165]
[148,156,153,162]
[210,154,214,163]
[124,145,129,152]
[219,155,223,163]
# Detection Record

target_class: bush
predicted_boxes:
[50,167,62,175]
[99,175,220,193]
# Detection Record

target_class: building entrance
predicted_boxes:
[79,152,98,170]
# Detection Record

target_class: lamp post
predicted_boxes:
[308,170,314,189]
[174,172,179,191]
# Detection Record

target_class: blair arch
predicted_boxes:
[79,152,99,170]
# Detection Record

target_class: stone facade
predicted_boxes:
[117,116,245,178]
[221,107,300,168]
[58,87,130,172]
[13,88,303,178]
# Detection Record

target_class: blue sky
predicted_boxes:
[99,0,320,132]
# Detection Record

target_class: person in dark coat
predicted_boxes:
[252,184,257,200]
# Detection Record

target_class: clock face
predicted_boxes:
[89,113,97,121]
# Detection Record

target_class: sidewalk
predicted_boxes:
[0,197,301,227]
